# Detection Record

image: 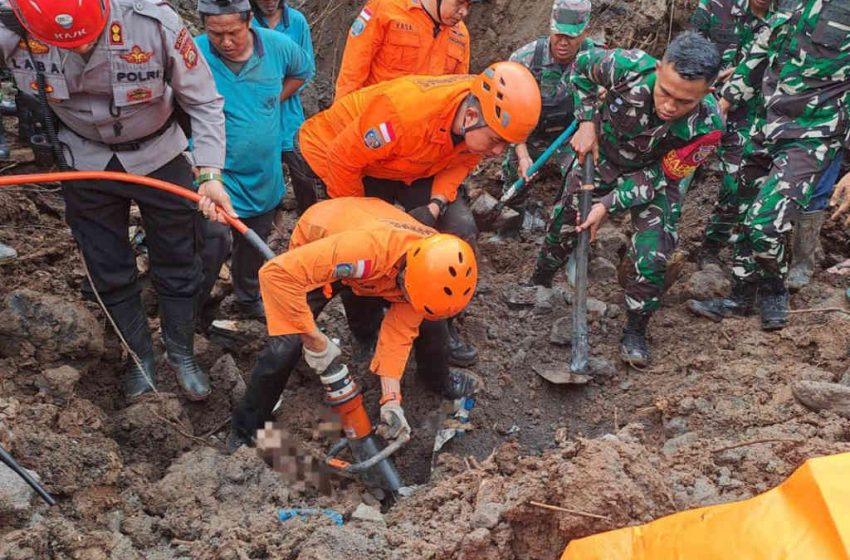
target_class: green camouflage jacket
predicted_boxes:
[721,0,850,141]
[690,0,772,70]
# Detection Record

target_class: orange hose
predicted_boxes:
[0,170,249,234]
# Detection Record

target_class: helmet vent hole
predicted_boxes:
[443,287,453,296]
[465,267,472,277]
[448,266,457,277]
[495,106,502,118]
[496,92,504,100]
[457,251,464,263]
[499,77,506,86]
[463,287,471,296]
[482,82,491,91]
[413,248,421,257]
[424,305,434,315]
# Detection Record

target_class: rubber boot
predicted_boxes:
[759,278,789,331]
[232,299,266,322]
[416,320,481,399]
[620,311,650,367]
[786,210,825,292]
[696,240,724,270]
[160,295,211,401]
[432,368,481,399]
[105,295,157,401]
[686,280,757,322]
[0,241,17,264]
[529,261,558,288]
[447,316,478,367]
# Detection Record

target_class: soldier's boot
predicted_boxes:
[105,295,157,401]
[0,241,17,264]
[447,317,478,367]
[528,259,559,288]
[786,210,825,291]
[428,368,482,400]
[687,280,757,322]
[160,295,211,401]
[696,240,724,270]
[759,278,789,331]
[620,311,651,367]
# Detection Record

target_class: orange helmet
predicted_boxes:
[470,61,542,144]
[9,0,110,49]
[403,234,477,321]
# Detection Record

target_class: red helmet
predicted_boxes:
[9,0,111,49]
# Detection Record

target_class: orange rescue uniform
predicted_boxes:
[259,198,437,379]
[335,0,470,99]
[298,74,481,203]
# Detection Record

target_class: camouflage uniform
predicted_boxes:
[538,48,723,312]
[501,36,597,204]
[720,0,850,283]
[690,0,773,246]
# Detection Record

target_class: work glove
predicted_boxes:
[303,333,341,374]
[376,402,411,443]
[408,204,438,227]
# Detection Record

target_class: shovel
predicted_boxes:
[535,157,595,384]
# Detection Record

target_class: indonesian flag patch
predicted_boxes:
[351,7,372,36]
[363,122,395,149]
[661,130,722,181]
[334,259,373,279]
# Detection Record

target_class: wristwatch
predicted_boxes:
[194,172,223,187]
[430,197,447,218]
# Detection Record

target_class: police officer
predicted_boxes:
[0,0,232,402]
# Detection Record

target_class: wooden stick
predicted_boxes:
[711,438,802,454]
[528,500,611,520]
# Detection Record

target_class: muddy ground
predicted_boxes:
[2,0,850,559]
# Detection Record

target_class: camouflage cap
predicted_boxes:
[550,0,591,37]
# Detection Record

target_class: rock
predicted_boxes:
[683,264,730,299]
[210,354,246,406]
[112,394,194,467]
[690,476,719,504]
[588,257,617,283]
[549,317,571,346]
[587,357,616,376]
[533,286,555,314]
[661,432,699,458]
[586,298,607,317]
[502,285,537,308]
[471,502,502,529]
[0,289,104,364]
[351,503,385,524]
[595,226,628,263]
[605,303,623,319]
[791,380,850,419]
[37,366,80,402]
[664,416,689,438]
[0,462,36,526]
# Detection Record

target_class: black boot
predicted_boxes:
[431,368,481,399]
[416,319,481,399]
[759,278,789,331]
[696,240,724,270]
[687,280,756,322]
[529,262,558,288]
[620,311,650,367]
[447,317,478,367]
[160,295,211,401]
[105,295,157,401]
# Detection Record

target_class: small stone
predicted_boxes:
[588,257,617,283]
[0,462,36,523]
[587,357,615,376]
[533,286,555,314]
[38,365,80,401]
[792,380,850,419]
[664,416,689,437]
[549,317,571,346]
[595,226,628,262]
[586,298,607,317]
[684,265,730,299]
[471,502,502,529]
[662,432,699,458]
[691,476,719,503]
[619,381,632,391]
[501,286,537,308]
[351,503,384,524]
[605,303,622,319]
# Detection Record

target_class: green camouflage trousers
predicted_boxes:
[703,127,746,246]
[538,162,682,313]
[501,138,574,209]
[731,134,842,283]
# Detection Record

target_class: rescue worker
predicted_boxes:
[250,0,317,214]
[228,197,478,450]
[335,0,471,99]
[689,0,773,269]
[0,0,232,401]
[532,31,723,366]
[688,0,850,330]
[0,240,15,263]
[292,62,541,369]
[502,0,596,230]
[196,0,312,322]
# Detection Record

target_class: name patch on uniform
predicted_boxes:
[333,260,373,279]
[126,87,153,102]
[120,45,154,64]
[116,70,161,82]
[350,7,372,36]
[109,21,124,45]
[17,38,49,54]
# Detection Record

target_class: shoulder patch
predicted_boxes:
[130,0,181,33]
[174,28,199,69]
[363,122,395,149]
[108,21,124,45]
[350,7,372,36]
[334,260,372,279]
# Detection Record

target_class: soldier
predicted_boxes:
[501,0,596,228]
[690,0,773,269]
[249,0,317,214]
[0,0,231,401]
[335,0,471,99]
[531,31,723,366]
[688,0,850,331]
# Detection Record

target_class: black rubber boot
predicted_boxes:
[447,316,478,367]
[415,319,481,399]
[432,368,481,400]
[786,210,825,291]
[529,262,558,288]
[697,240,724,270]
[160,295,211,401]
[686,280,756,322]
[105,295,157,401]
[620,311,650,367]
[759,278,789,331]
[232,299,266,322]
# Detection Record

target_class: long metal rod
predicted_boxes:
[0,444,56,506]
[570,157,595,374]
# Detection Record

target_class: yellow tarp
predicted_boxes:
[561,453,850,560]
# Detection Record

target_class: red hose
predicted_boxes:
[0,170,248,234]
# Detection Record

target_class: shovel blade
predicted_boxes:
[533,364,591,385]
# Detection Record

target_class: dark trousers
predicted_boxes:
[201,209,276,306]
[285,138,328,215]
[63,154,203,305]
[232,283,451,438]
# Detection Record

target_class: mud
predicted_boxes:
[2,0,850,558]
